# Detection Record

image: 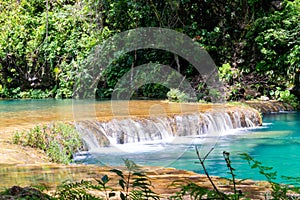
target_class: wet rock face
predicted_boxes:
[225,107,262,128]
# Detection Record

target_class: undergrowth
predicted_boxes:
[13,122,83,164]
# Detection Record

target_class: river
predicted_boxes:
[0,99,299,186]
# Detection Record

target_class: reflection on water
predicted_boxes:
[0,99,74,131]
[0,164,112,189]
[0,99,217,131]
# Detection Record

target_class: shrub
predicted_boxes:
[167,88,189,102]
[270,87,299,108]
[13,122,83,164]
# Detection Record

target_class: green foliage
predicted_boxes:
[269,87,299,108]
[55,180,104,200]
[0,0,112,99]
[110,159,159,200]
[95,50,179,100]
[207,88,223,102]
[247,0,300,86]
[219,63,241,84]
[218,63,246,101]
[1,154,300,199]
[198,99,208,104]
[223,151,240,199]
[0,0,299,101]
[219,63,233,82]
[169,181,220,200]
[54,159,159,200]
[171,149,300,200]
[167,88,189,102]
[172,147,244,200]
[13,122,82,164]
[241,153,300,199]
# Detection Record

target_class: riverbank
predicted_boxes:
[245,100,295,114]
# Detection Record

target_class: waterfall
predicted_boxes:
[76,106,262,150]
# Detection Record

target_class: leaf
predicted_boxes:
[53,67,60,74]
[109,192,116,198]
[123,158,140,171]
[101,174,109,184]
[110,169,124,178]
[132,172,145,177]
[95,179,103,185]
[251,163,259,169]
[119,179,125,190]
[120,192,126,200]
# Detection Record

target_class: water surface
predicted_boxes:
[0,99,218,131]
[0,99,299,186]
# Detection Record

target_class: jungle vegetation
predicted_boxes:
[0,0,299,102]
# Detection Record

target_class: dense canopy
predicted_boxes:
[0,0,299,101]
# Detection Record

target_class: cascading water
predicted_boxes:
[75,107,262,151]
